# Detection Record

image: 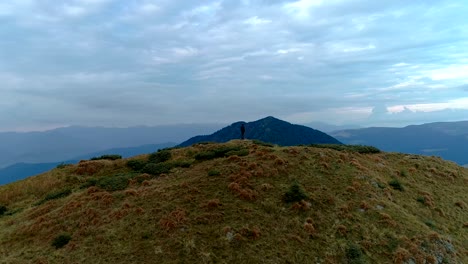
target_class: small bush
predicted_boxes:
[37,189,72,205]
[424,219,436,229]
[45,189,72,200]
[52,233,71,249]
[194,151,217,161]
[127,160,147,171]
[169,160,192,168]
[148,149,172,163]
[388,179,404,191]
[56,162,72,169]
[400,170,408,177]
[346,244,363,263]
[80,177,98,189]
[195,146,248,161]
[0,205,7,216]
[310,144,380,154]
[90,154,122,161]
[142,162,173,175]
[226,149,249,157]
[96,174,132,191]
[208,169,221,176]
[417,197,425,204]
[283,181,308,203]
[252,140,274,147]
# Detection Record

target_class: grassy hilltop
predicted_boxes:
[0,140,466,263]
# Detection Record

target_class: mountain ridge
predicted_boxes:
[331,120,468,165]
[180,116,342,147]
[0,124,224,168]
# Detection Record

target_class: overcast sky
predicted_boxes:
[1,0,467,131]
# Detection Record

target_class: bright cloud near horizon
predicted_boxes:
[1,0,467,131]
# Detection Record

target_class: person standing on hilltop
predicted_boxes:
[240,124,246,140]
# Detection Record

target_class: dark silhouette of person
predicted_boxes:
[240,124,246,140]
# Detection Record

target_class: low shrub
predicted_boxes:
[283,181,308,203]
[417,197,426,204]
[208,169,221,176]
[388,179,404,191]
[310,144,381,154]
[195,146,248,161]
[127,160,147,171]
[36,189,72,205]
[90,154,122,161]
[56,162,72,169]
[80,177,98,189]
[45,189,72,200]
[169,160,192,168]
[226,149,249,157]
[0,205,7,216]
[252,140,274,147]
[96,173,135,191]
[148,149,172,164]
[424,219,436,229]
[400,170,408,177]
[346,243,364,263]
[52,233,71,249]
[142,162,173,175]
[194,151,217,161]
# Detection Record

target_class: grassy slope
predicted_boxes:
[0,140,466,264]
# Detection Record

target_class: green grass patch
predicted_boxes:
[142,163,173,175]
[400,169,408,177]
[195,146,248,161]
[226,149,249,157]
[36,189,72,205]
[207,169,221,176]
[424,219,436,229]
[169,160,193,168]
[95,173,137,191]
[80,177,98,189]
[252,139,274,147]
[310,144,381,154]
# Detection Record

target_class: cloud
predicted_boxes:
[244,16,272,26]
[459,84,468,91]
[0,0,467,131]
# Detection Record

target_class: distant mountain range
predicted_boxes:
[179,116,341,147]
[0,143,175,185]
[331,121,468,166]
[300,121,361,132]
[0,124,224,168]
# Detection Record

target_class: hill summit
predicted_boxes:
[0,140,466,263]
[179,116,341,147]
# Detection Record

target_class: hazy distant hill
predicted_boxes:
[301,121,361,132]
[331,121,468,165]
[0,143,175,185]
[0,124,223,168]
[179,116,342,147]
